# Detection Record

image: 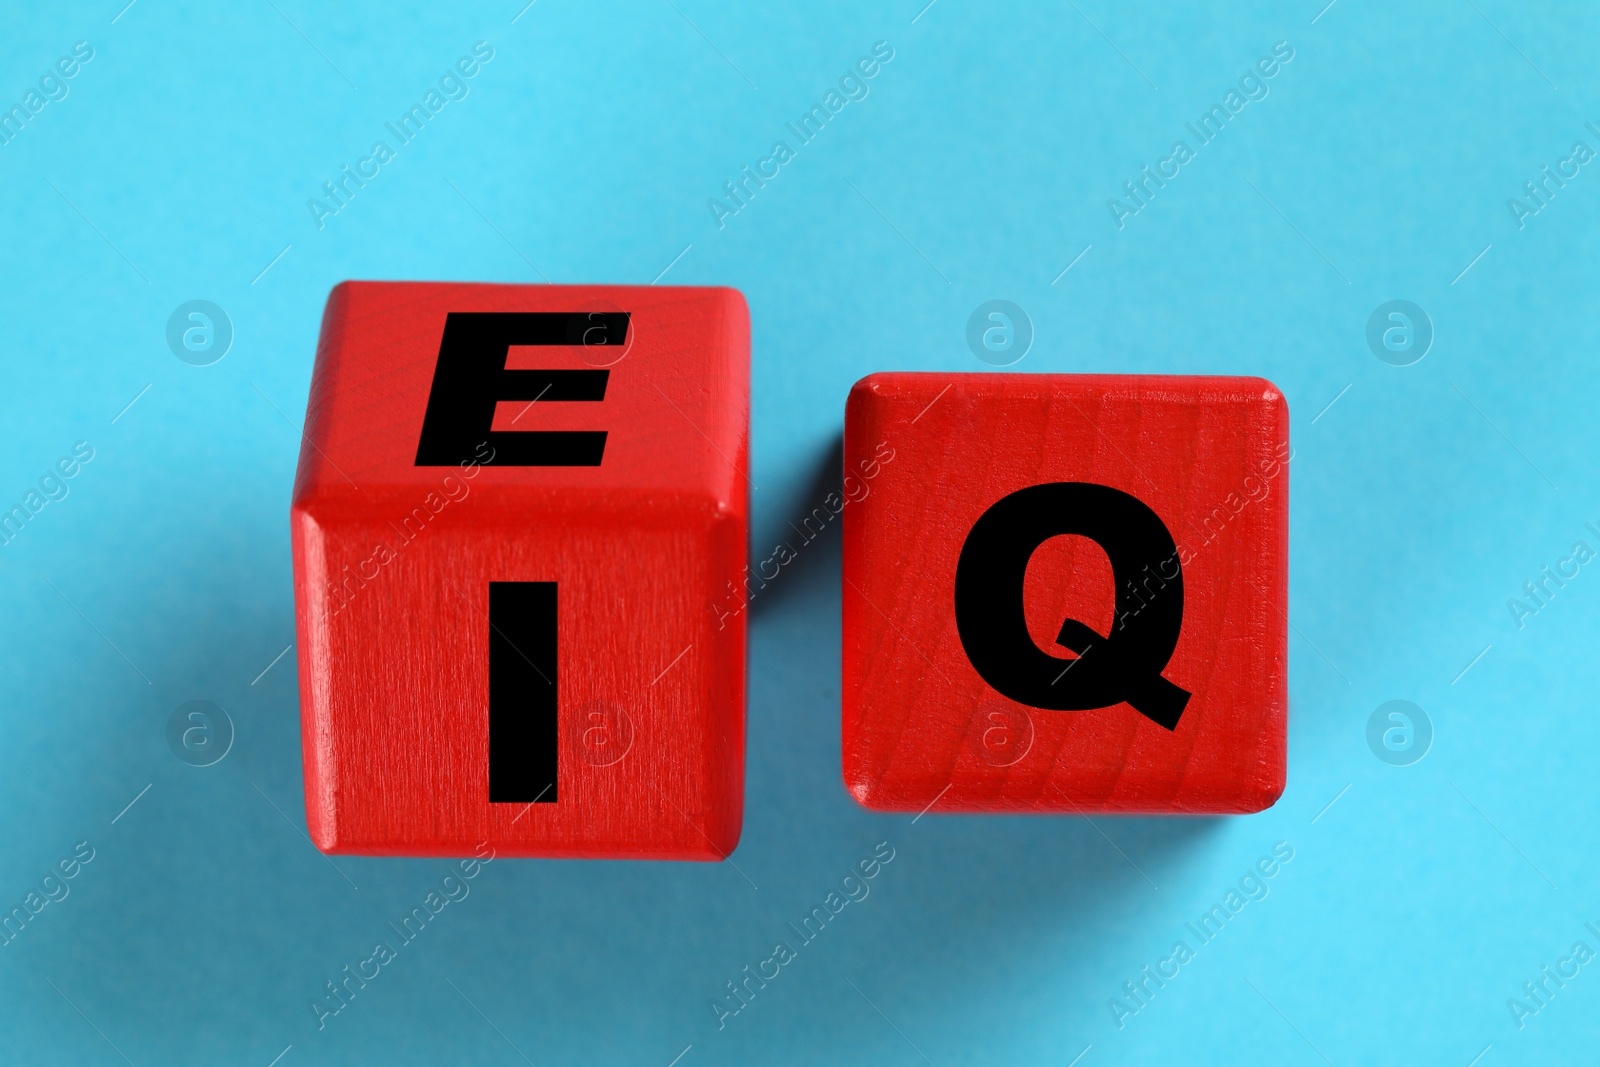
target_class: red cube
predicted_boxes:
[291,282,748,858]
[842,373,1288,814]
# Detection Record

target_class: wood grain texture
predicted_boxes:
[291,282,748,858]
[842,373,1289,815]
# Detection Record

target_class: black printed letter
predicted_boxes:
[415,311,627,466]
[953,482,1190,730]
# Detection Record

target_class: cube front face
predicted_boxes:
[292,282,748,858]
[842,373,1288,815]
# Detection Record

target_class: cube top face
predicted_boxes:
[291,282,748,859]
[294,281,749,512]
[843,373,1289,815]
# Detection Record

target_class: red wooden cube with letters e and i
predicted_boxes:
[291,281,748,858]
[842,373,1288,814]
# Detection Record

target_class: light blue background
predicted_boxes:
[0,1,1595,1063]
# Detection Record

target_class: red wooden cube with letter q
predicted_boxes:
[291,282,748,858]
[842,373,1288,815]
